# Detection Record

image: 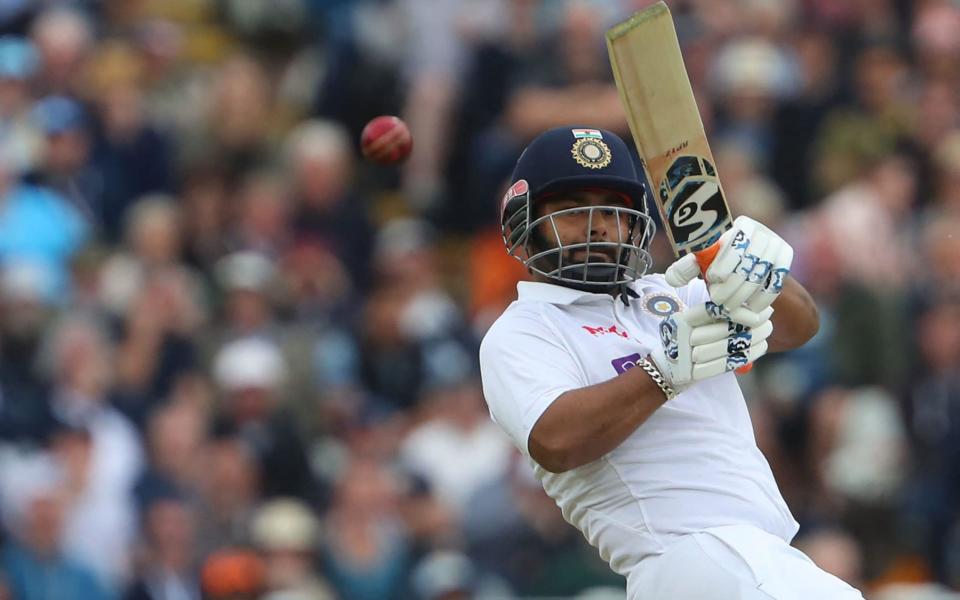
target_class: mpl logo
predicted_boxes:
[611,353,643,375]
[582,324,629,338]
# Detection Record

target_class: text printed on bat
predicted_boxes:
[664,140,689,158]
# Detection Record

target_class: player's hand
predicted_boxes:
[664,216,793,315]
[649,301,774,388]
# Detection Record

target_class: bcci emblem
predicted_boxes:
[571,138,612,170]
[641,291,683,318]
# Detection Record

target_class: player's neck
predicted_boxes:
[529,272,620,297]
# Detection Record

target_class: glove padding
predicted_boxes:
[665,216,793,316]
[650,301,774,389]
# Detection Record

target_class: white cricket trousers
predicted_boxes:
[626,525,866,600]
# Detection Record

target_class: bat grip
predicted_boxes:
[694,241,721,281]
[693,241,754,375]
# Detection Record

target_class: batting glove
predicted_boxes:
[664,216,793,317]
[649,301,774,388]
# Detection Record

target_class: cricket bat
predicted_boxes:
[608,3,753,372]
[606,1,731,273]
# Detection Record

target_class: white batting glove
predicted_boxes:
[665,216,793,316]
[649,301,774,388]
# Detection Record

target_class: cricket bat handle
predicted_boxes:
[693,241,754,375]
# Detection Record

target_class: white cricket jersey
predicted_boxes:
[478,276,799,578]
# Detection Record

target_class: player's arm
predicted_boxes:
[528,366,669,473]
[768,276,818,352]
[481,321,668,475]
[493,304,773,474]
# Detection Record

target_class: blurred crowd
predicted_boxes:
[0,0,957,599]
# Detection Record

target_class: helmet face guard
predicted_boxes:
[501,182,655,289]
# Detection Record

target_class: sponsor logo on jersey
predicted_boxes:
[582,324,629,338]
[640,291,683,318]
[611,352,643,375]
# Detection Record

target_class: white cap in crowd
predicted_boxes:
[213,337,286,392]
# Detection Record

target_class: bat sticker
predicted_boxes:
[667,156,702,190]
[662,155,731,253]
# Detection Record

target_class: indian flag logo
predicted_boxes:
[572,128,603,139]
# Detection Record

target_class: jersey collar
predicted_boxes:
[517,281,617,305]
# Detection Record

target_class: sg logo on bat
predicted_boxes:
[659,155,731,254]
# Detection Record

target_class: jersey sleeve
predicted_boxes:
[479,309,586,456]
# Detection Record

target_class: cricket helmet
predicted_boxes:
[501,126,655,289]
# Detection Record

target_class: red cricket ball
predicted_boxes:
[360,115,413,165]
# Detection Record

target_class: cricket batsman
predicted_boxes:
[479,126,866,599]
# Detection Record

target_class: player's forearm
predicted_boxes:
[768,277,819,352]
[528,365,668,473]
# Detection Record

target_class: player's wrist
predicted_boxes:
[639,353,681,401]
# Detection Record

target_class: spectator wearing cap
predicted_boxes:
[205,251,285,377]
[212,337,318,502]
[208,250,327,429]
[28,95,105,224]
[250,498,335,599]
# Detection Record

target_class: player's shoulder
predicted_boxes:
[634,272,670,290]
[480,301,555,354]
[631,272,681,297]
[482,301,545,339]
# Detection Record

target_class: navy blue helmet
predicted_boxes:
[501,126,656,289]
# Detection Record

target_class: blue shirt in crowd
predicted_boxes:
[2,542,116,600]
[0,183,88,302]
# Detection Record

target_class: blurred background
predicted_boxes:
[0,0,956,598]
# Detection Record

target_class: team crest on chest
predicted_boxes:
[641,291,683,318]
[571,129,612,170]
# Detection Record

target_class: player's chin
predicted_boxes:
[559,262,622,286]
[571,250,617,263]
